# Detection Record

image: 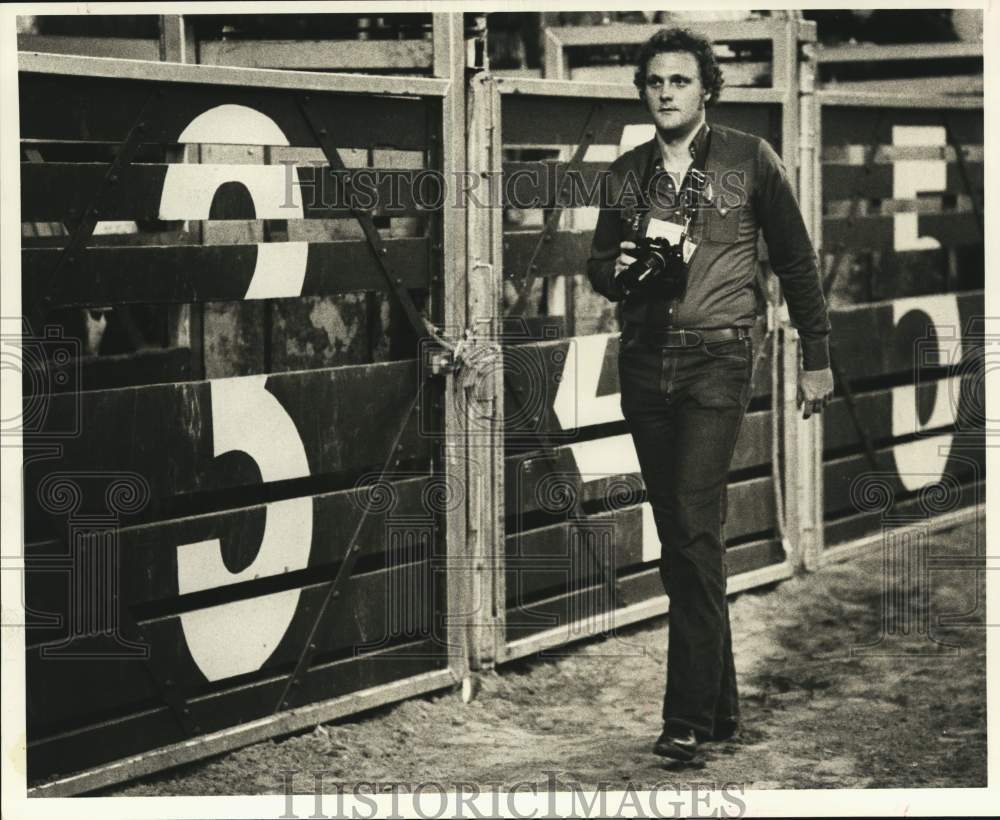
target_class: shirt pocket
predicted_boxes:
[705,204,743,244]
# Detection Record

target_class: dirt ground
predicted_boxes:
[107,517,987,795]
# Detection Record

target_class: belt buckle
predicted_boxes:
[678,329,701,348]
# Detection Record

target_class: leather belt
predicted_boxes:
[622,323,750,348]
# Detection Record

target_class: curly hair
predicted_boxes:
[633,28,724,107]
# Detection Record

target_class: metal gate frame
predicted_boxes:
[16,13,473,797]
[465,15,817,668]
[802,83,985,571]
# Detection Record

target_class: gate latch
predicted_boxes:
[425,329,467,377]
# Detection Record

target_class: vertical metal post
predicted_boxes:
[465,73,506,670]
[540,27,574,335]
[542,27,568,81]
[784,20,825,571]
[432,12,472,685]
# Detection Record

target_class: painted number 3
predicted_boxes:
[164,106,314,681]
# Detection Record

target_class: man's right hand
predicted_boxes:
[613,241,639,291]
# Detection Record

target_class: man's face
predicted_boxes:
[641,51,708,136]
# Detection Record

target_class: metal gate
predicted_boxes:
[808,90,985,567]
[467,21,808,664]
[19,15,471,794]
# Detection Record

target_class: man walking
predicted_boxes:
[586,28,834,762]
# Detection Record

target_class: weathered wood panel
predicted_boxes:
[23,238,430,307]
[502,333,772,440]
[24,475,432,638]
[824,480,983,546]
[20,72,429,150]
[21,163,431,222]
[502,95,779,149]
[823,432,984,520]
[28,559,438,728]
[820,104,983,252]
[823,375,983,455]
[27,638,443,784]
[828,290,983,384]
[823,212,981,251]
[821,162,983,202]
[507,475,778,601]
[24,360,428,536]
[504,537,785,642]
[821,105,982,150]
[503,229,592,281]
[505,414,772,524]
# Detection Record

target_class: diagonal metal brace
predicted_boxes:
[32,88,163,325]
[941,113,984,241]
[506,102,604,319]
[821,108,886,299]
[274,380,426,714]
[297,94,455,365]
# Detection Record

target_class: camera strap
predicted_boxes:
[641,126,713,327]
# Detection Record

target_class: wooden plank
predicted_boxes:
[76,348,192,391]
[503,536,785,642]
[23,238,430,307]
[19,72,429,150]
[501,95,778,147]
[823,212,982,250]
[823,375,983,455]
[820,105,982,150]
[507,476,778,601]
[549,20,786,48]
[17,348,195,395]
[27,637,443,785]
[23,360,429,535]
[817,41,983,64]
[505,417,773,524]
[24,476,430,635]
[824,195,977,218]
[823,432,985,520]
[821,144,983,165]
[571,62,771,89]
[501,161,609,209]
[502,334,772,438]
[821,163,983,202]
[19,51,447,99]
[503,229,591,280]
[823,479,983,548]
[200,38,433,70]
[828,291,983,384]
[27,559,438,729]
[819,77,983,98]
[17,34,160,60]
[20,163,431,222]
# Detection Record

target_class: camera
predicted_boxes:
[617,210,689,298]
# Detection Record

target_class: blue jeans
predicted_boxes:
[618,329,753,737]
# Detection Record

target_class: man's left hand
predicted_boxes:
[797,367,834,420]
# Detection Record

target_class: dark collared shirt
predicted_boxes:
[586,123,831,370]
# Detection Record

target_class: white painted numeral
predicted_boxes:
[177,376,313,682]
